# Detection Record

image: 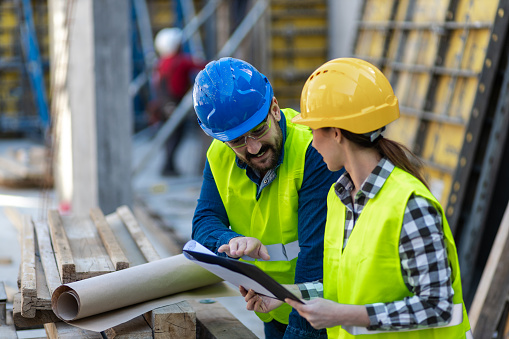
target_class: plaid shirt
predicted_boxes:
[298,157,454,330]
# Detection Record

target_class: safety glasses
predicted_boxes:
[226,114,272,149]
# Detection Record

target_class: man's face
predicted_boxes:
[229,101,283,174]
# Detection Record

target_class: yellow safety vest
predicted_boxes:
[207,108,312,324]
[323,166,471,338]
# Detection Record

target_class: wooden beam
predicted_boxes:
[34,221,61,294]
[48,210,76,283]
[469,202,509,338]
[104,315,154,338]
[60,214,114,280]
[89,208,129,271]
[34,238,52,310]
[104,212,147,266]
[0,282,17,339]
[0,281,6,323]
[45,322,103,339]
[133,204,182,256]
[13,293,60,329]
[188,300,258,339]
[143,301,196,339]
[116,205,160,262]
[21,215,36,318]
[0,293,11,338]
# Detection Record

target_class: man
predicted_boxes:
[192,57,342,338]
[150,27,206,176]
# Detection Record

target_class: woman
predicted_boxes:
[241,58,471,338]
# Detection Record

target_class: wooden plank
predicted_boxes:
[116,205,160,262]
[0,281,6,322]
[133,204,182,256]
[34,238,52,310]
[44,322,102,339]
[13,293,60,329]
[48,210,76,283]
[105,212,147,267]
[0,282,17,338]
[34,221,62,294]
[143,301,196,339]
[60,214,114,281]
[89,208,129,271]
[21,215,36,318]
[104,315,153,338]
[469,202,509,338]
[188,300,258,339]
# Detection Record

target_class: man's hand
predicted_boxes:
[240,286,283,313]
[218,237,270,260]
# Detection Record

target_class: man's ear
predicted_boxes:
[271,96,281,121]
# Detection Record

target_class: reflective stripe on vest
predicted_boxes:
[343,304,463,335]
[242,240,300,261]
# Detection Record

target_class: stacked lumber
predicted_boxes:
[12,205,257,339]
[1,281,17,339]
[0,145,53,188]
[469,202,509,339]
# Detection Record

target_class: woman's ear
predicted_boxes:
[334,128,343,144]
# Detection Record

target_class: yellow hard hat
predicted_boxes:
[292,58,400,134]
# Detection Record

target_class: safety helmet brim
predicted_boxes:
[292,97,399,134]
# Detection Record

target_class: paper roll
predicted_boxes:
[52,254,223,321]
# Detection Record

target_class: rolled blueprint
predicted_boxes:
[52,254,223,321]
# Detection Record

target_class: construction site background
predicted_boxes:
[1,0,509,338]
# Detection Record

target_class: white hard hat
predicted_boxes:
[154,28,183,57]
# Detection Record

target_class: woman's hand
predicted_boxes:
[285,298,370,330]
[240,286,283,313]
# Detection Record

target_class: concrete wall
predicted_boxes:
[328,0,363,58]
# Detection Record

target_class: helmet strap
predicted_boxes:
[366,127,386,143]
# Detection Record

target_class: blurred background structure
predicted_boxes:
[1,0,509,338]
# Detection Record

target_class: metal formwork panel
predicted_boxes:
[353,0,500,209]
[269,0,328,109]
[0,0,49,134]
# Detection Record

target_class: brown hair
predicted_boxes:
[340,129,429,188]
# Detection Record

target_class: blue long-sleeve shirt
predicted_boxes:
[192,112,342,286]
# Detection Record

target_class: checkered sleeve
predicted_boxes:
[365,194,454,330]
[297,281,324,300]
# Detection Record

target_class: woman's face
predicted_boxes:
[311,127,344,172]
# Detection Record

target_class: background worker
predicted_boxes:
[192,57,342,338]
[243,58,472,338]
[149,27,206,176]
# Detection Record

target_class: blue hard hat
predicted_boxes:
[193,57,274,141]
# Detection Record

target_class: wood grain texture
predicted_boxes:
[34,221,62,293]
[13,293,60,329]
[143,301,196,339]
[104,315,153,338]
[21,215,36,318]
[188,300,258,339]
[116,205,160,262]
[48,210,76,283]
[469,202,509,338]
[89,207,129,271]
[60,214,114,280]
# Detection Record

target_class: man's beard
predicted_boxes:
[243,126,283,173]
